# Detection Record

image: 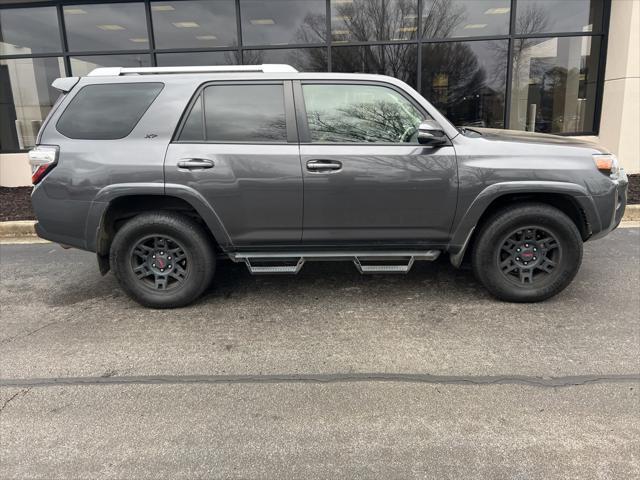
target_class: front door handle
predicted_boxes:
[177,158,215,169]
[306,160,342,172]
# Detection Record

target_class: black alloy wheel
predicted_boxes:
[110,212,215,308]
[497,227,561,285]
[130,235,189,291]
[472,203,583,303]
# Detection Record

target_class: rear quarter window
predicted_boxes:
[56,82,163,140]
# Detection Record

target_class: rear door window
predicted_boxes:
[178,83,287,143]
[56,82,163,139]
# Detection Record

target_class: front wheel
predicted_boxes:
[110,212,215,308]
[472,204,583,302]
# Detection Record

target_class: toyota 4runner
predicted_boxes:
[29,64,628,308]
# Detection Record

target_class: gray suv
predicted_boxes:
[29,64,628,308]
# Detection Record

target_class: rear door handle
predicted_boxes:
[306,160,342,172]
[177,158,214,169]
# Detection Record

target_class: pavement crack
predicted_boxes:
[0,373,638,389]
[0,387,30,414]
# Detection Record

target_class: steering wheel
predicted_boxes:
[400,124,418,143]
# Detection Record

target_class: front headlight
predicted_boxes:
[592,153,619,178]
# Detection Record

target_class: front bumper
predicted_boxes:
[589,169,628,240]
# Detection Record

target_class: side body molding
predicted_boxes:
[85,182,233,253]
[448,181,601,267]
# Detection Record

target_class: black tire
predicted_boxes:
[110,211,215,308]
[471,203,583,302]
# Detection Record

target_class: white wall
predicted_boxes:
[596,0,640,173]
[0,153,31,187]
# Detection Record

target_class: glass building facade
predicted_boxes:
[0,0,610,153]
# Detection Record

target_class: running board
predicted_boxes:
[231,251,441,275]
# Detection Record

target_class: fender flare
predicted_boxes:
[85,182,233,253]
[448,181,600,267]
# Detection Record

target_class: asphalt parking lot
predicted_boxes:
[1,227,639,479]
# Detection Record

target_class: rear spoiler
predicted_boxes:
[51,77,80,93]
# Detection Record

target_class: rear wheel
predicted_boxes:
[110,212,215,308]
[472,203,583,302]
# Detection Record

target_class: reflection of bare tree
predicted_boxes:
[255,117,287,142]
[296,12,326,43]
[421,0,465,38]
[307,100,420,143]
[241,13,327,72]
[332,44,417,85]
[332,0,418,42]
[328,0,421,84]
[485,5,551,97]
[422,41,504,127]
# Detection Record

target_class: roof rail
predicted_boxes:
[87,64,298,76]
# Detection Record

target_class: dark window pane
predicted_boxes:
[151,0,237,49]
[240,0,326,46]
[70,54,152,76]
[243,48,327,72]
[204,85,287,142]
[421,40,507,128]
[331,44,418,88]
[422,0,510,38]
[64,3,149,52]
[515,0,604,34]
[57,83,164,140]
[331,0,418,42]
[157,51,239,66]
[302,84,426,143]
[0,58,65,151]
[180,95,204,141]
[509,36,601,133]
[0,7,62,55]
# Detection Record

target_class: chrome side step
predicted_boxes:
[353,256,415,274]
[231,251,441,275]
[243,258,305,275]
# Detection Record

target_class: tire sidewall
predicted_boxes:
[110,213,215,308]
[473,206,583,302]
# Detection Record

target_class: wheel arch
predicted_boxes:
[87,185,232,273]
[449,182,599,268]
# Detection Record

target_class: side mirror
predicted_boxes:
[417,120,447,146]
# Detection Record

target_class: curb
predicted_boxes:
[624,204,640,221]
[1,206,639,238]
[0,220,37,237]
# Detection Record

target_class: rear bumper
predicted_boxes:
[34,221,85,249]
[31,180,94,250]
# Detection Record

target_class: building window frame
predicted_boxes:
[0,0,611,153]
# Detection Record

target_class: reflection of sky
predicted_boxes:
[64,3,149,52]
[516,0,598,33]
[156,51,238,67]
[463,40,507,90]
[0,7,62,55]
[70,54,151,76]
[244,47,327,71]
[151,0,237,48]
[204,85,286,141]
[422,0,511,37]
[240,0,326,45]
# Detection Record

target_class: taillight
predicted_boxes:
[28,145,59,185]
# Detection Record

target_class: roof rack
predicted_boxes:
[87,64,298,76]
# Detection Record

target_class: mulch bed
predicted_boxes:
[0,187,35,222]
[1,175,639,222]
[628,174,640,205]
